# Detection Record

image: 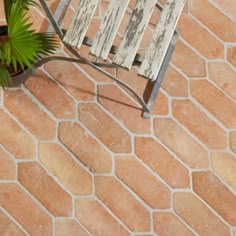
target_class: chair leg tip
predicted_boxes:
[31,67,37,75]
[142,111,151,119]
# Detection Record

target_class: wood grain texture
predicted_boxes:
[113,0,156,69]
[63,0,99,47]
[139,0,186,80]
[90,0,129,59]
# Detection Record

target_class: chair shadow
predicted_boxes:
[25,71,143,112]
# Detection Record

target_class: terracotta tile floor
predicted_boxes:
[0,0,236,235]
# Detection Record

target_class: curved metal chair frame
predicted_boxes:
[38,0,185,118]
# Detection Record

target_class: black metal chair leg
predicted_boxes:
[142,31,179,118]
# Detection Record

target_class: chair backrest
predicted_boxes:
[63,0,186,81]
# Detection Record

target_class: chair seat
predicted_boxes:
[63,0,99,48]
[139,0,185,80]
[39,0,186,117]
[64,0,185,81]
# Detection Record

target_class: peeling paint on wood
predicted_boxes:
[63,0,185,81]
[139,0,186,80]
[90,0,129,59]
[63,0,99,47]
[113,0,156,69]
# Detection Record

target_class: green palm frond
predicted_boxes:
[4,0,38,22]
[37,32,59,56]
[0,65,12,88]
[2,0,58,71]
[0,0,58,87]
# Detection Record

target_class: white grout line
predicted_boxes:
[19,159,76,201]
[0,205,31,236]
[172,210,199,236]
[188,12,226,45]
[94,197,133,235]
[73,217,94,236]
[152,132,205,173]
[192,191,234,230]
[208,0,236,22]
[1,1,236,235]
[52,216,56,236]
[16,181,55,219]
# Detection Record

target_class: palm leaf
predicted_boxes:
[4,0,38,22]
[2,0,58,72]
[0,65,12,88]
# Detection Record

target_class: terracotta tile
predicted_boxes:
[150,91,169,116]
[59,122,112,173]
[45,61,95,101]
[162,65,188,97]
[116,66,170,116]
[178,14,224,59]
[190,80,236,128]
[134,235,154,236]
[193,171,236,225]
[86,18,101,39]
[149,3,161,26]
[55,219,89,236]
[0,109,35,159]
[116,156,171,208]
[25,72,76,119]
[0,147,16,180]
[189,0,236,42]
[98,84,151,134]
[95,176,151,232]
[2,0,236,233]
[76,198,130,236]
[18,162,72,216]
[174,192,231,236]
[115,11,131,45]
[116,69,170,115]
[46,0,61,14]
[230,132,236,153]
[0,209,26,236]
[80,63,114,83]
[4,90,56,140]
[39,143,93,195]
[213,0,236,20]
[208,62,236,100]
[27,7,49,32]
[153,212,194,236]
[116,68,150,98]
[71,43,97,62]
[172,99,227,149]
[62,6,74,29]
[183,0,190,13]
[79,104,131,153]
[70,0,79,10]
[0,2,5,20]
[154,118,209,169]
[211,152,236,190]
[171,41,206,77]
[140,27,153,50]
[0,183,52,235]
[135,137,190,188]
[227,46,236,67]
[100,0,110,17]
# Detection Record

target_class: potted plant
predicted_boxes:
[0,0,58,87]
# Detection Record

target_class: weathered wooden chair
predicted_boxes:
[38,0,186,118]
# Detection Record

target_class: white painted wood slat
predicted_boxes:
[90,0,129,59]
[139,0,186,80]
[113,0,156,69]
[63,0,99,48]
